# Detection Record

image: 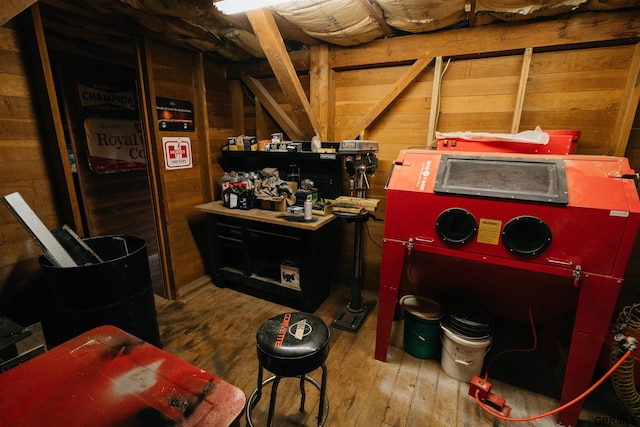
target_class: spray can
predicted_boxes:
[304,195,313,221]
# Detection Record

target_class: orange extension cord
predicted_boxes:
[474,306,633,422]
[482,307,538,383]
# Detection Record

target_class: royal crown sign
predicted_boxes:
[83,118,146,174]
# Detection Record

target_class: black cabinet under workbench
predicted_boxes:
[195,201,339,312]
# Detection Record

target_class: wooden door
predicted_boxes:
[51,53,165,297]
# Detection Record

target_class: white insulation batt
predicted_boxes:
[375,0,467,33]
[76,0,640,61]
[273,0,385,46]
[476,0,588,23]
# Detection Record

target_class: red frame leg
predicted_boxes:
[557,274,621,426]
[375,240,406,361]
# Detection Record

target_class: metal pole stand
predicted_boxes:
[332,211,370,333]
[332,160,373,333]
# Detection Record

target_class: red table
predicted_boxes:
[0,325,246,426]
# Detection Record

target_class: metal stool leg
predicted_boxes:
[266,376,281,427]
[246,371,329,426]
[251,365,264,409]
[317,364,327,426]
[299,374,306,412]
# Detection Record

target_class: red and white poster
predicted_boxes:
[162,137,193,170]
[83,118,146,174]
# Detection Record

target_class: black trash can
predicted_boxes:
[39,235,162,348]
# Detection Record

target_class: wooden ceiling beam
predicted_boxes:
[356,0,394,37]
[246,9,319,139]
[330,10,640,69]
[226,49,310,79]
[241,76,304,140]
[2,0,37,25]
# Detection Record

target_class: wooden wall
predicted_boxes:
[51,54,152,236]
[352,44,640,294]
[137,42,214,299]
[0,12,69,324]
[204,61,236,201]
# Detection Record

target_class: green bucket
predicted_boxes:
[401,295,443,359]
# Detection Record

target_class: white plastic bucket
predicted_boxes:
[440,324,491,383]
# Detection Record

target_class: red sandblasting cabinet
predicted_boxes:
[375,149,640,426]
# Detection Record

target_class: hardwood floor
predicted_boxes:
[154,280,631,427]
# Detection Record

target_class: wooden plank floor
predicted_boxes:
[154,281,631,427]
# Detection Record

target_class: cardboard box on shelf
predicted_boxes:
[257,194,297,211]
[257,196,287,211]
[312,201,333,216]
[226,136,257,151]
[256,181,298,211]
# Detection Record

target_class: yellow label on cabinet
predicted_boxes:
[477,218,502,245]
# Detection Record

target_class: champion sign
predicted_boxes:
[77,83,136,111]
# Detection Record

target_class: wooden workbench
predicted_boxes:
[194,201,336,231]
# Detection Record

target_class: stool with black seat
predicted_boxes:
[246,312,330,427]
